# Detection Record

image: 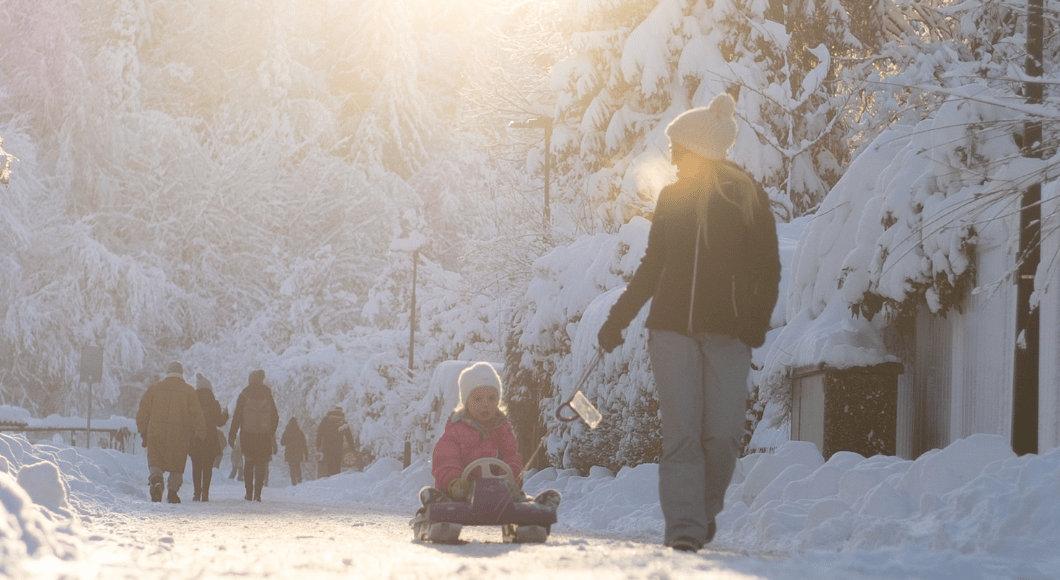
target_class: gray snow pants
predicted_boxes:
[149,465,183,492]
[648,330,750,546]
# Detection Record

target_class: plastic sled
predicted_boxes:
[412,458,557,544]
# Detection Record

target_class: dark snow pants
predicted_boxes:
[191,454,216,499]
[648,330,750,546]
[288,461,303,485]
[244,456,270,498]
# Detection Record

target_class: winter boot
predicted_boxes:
[201,490,209,502]
[167,489,181,504]
[149,475,164,503]
[192,490,201,501]
[533,489,562,510]
[149,477,163,504]
[419,487,447,506]
[254,488,262,502]
[668,536,701,552]
[245,487,253,501]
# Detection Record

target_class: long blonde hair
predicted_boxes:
[695,159,761,227]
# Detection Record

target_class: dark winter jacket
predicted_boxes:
[316,408,354,459]
[228,375,280,461]
[190,384,229,460]
[136,373,208,473]
[604,161,781,347]
[281,419,309,464]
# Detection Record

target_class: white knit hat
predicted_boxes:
[664,93,738,160]
[457,362,503,407]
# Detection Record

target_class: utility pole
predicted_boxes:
[1013,0,1043,456]
[409,248,417,374]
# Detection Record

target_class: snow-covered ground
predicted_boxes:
[2,430,1058,579]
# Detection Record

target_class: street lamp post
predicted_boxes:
[389,233,426,375]
[508,116,553,230]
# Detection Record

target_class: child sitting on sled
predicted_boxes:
[418,362,560,510]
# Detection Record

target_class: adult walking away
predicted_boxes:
[316,407,354,477]
[228,369,279,501]
[189,373,229,501]
[136,361,208,504]
[280,418,309,485]
[597,94,781,553]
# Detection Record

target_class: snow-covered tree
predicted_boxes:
[543,0,879,226]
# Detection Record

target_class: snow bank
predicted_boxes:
[289,433,1060,566]
[0,434,83,575]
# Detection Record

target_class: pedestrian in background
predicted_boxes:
[189,372,229,501]
[136,361,207,504]
[228,437,244,481]
[214,430,226,469]
[315,407,354,477]
[281,417,309,485]
[228,369,279,501]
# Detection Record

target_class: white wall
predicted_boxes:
[1039,181,1060,451]
[946,237,1016,443]
[898,206,1018,457]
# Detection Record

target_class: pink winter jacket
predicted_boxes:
[431,413,523,490]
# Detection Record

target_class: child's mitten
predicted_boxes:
[447,477,472,501]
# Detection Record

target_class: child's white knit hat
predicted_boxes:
[458,362,503,407]
[664,93,738,160]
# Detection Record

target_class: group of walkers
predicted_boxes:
[135,362,358,503]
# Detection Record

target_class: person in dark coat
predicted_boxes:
[315,407,354,477]
[280,417,309,485]
[189,372,229,501]
[598,94,781,553]
[136,361,207,503]
[228,369,279,501]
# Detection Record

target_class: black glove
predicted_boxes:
[739,323,767,349]
[597,318,625,353]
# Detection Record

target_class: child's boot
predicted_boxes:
[418,487,446,506]
[533,489,562,510]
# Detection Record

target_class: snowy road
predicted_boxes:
[9,437,1050,580]
[66,477,903,580]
